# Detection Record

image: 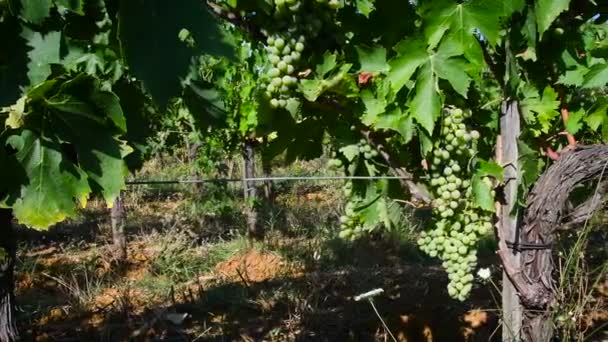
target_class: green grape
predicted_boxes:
[274,38,285,49]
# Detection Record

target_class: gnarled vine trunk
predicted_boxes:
[499,144,608,342]
[111,191,127,261]
[0,208,18,342]
[242,139,261,239]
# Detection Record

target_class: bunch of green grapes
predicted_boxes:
[327,139,382,240]
[338,183,366,240]
[417,106,493,301]
[265,33,304,108]
[263,0,340,108]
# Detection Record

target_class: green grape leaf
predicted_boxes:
[557,67,587,87]
[364,160,379,176]
[503,0,526,17]
[355,45,389,73]
[582,63,608,88]
[21,28,61,85]
[19,0,52,24]
[433,39,471,97]
[517,140,545,203]
[356,0,375,17]
[387,38,427,94]
[300,64,354,101]
[360,88,387,125]
[423,0,503,49]
[471,174,494,212]
[316,52,338,78]
[284,98,301,119]
[339,145,360,162]
[373,107,414,143]
[565,109,585,135]
[8,130,91,229]
[476,160,504,181]
[520,85,560,136]
[517,5,537,62]
[6,74,129,229]
[118,0,235,108]
[585,100,608,141]
[300,79,324,102]
[410,61,441,134]
[535,0,570,38]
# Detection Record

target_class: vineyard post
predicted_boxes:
[498,99,523,341]
[242,138,261,239]
[0,208,18,341]
[110,192,127,261]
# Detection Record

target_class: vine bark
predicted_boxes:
[0,208,18,342]
[498,144,608,341]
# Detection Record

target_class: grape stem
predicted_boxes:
[206,1,265,41]
[360,128,432,204]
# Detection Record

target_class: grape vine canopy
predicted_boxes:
[0,0,607,341]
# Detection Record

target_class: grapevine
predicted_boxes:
[417,106,493,301]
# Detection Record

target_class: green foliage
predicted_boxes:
[1,0,608,304]
[117,0,235,108]
[1,73,129,228]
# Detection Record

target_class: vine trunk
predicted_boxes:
[0,208,18,342]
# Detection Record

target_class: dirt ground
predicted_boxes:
[10,191,608,342]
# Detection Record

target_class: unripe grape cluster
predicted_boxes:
[338,183,366,240]
[417,106,493,301]
[326,139,378,170]
[264,33,304,108]
[262,0,340,108]
[327,139,382,240]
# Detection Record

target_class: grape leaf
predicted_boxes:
[316,52,338,78]
[386,38,427,94]
[422,0,503,48]
[21,28,61,85]
[433,39,471,97]
[471,174,494,212]
[582,63,608,88]
[585,100,608,141]
[557,67,587,87]
[373,107,414,142]
[518,5,537,62]
[356,0,375,18]
[19,0,52,24]
[520,85,560,135]
[535,0,570,38]
[299,64,354,101]
[565,109,585,135]
[476,160,504,181]
[340,145,360,162]
[517,140,545,204]
[410,61,441,134]
[118,0,235,108]
[355,45,389,73]
[5,74,129,229]
[8,130,92,229]
[360,88,387,125]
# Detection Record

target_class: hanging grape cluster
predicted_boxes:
[338,183,366,240]
[262,0,340,109]
[327,139,382,240]
[417,106,494,301]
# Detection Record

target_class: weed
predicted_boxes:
[553,215,608,342]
